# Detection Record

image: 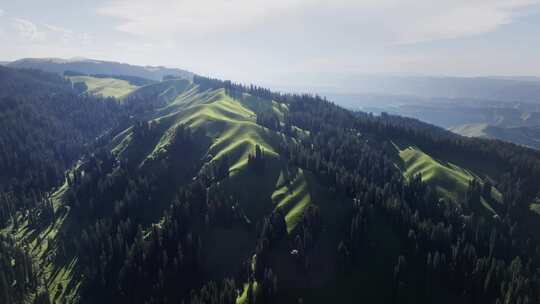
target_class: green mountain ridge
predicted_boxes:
[3,76,332,303]
[2,69,540,304]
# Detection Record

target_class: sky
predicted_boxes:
[1,0,540,88]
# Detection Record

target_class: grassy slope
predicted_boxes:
[139,84,342,303]
[272,167,312,233]
[3,79,401,303]
[25,80,326,303]
[140,84,351,302]
[396,144,502,218]
[135,86,320,232]
[69,75,139,99]
[398,145,474,201]
[2,179,82,303]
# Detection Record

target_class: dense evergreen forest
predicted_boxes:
[0,67,124,227]
[1,67,540,304]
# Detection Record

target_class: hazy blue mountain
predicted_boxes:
[450,124,540,150]
[329,92,540,150]
[324,75,540,103]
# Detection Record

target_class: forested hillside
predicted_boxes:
[0,67,124,227]
[7,58,193,82]
[1,67,540,304]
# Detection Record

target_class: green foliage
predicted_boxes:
[0,234,38,303]
[0,67,123,227]
[3,70,540,304]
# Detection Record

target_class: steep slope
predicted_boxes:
[2,76,338,303]
[0,67,122,224]
[0,67,125,303]
[3,72,540,304]
[117,81,319,231]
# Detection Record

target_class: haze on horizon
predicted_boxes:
[1,0,540,89]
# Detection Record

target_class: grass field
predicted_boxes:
[69,75,139,99]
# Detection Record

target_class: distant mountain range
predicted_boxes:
[325,75,540,103]
[485,76,540,82]
[273,74,540,147]
[7,57,193,81]
[449,123,540,150]
[348,95,540,150]
[325,75,540,150]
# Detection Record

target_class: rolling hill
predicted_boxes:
[450,123,540,150]
[2,67,540,304]
[8,57,193,81]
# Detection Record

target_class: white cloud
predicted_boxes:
[9,18,93,46]
[44,23,73,35]
[1,1,539,87]
[391,1,528,44]
[0,9,4,16]
[97,0,304,37]
[97,0,539,44]
[43,23,92,45]
[12,18,46,42]
[90,0,540,85]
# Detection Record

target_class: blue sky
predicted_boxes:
[1,0,540,87]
